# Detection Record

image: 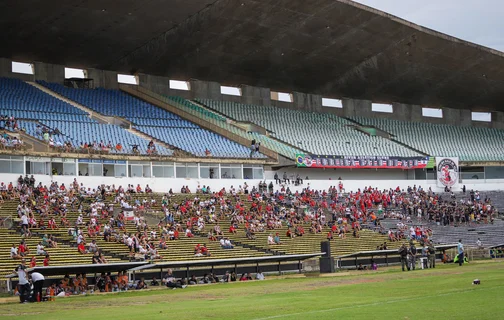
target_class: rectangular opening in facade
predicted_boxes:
[221,86,241,96]
[471,112,491,122]
[65,67,87,79]
[117,74,138,85]
[322,98,343,108]
[271,91,293,102]
[12,61,34,75]
[372,103,393,113]
[169,80,190,91]
[422,107,443,118]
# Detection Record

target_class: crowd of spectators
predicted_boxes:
[5,176,499,302]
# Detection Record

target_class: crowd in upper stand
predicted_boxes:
[0,113,161,155]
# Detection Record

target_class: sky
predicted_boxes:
[353,0,504,52]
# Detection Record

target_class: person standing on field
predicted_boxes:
[428,243,436,268]
[398,243,408,271]
[408,242,417,271]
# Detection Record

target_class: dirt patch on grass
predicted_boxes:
[0,297,18,304]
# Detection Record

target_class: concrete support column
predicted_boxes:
[390,103,423,122]
[34,62,64,84]
[442,108,471,126]
[87,69,118,89]
[241,85,271,106]
[138,74,170,94]
[292,92,322,112]
[442,108,461,126]
[492,111,504,129]
[409,105,423,122]
[0,58,12,78]
[189,79,221,100]
[342,98,372,118]
[138,73,192,99]
[459,109,472,126]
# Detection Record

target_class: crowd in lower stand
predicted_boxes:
[5,176,498,301]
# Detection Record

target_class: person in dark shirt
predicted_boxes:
[398,243,408,271]
[150,277,159,286]
[136,277,147,290]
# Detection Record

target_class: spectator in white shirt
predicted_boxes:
[11,244,22,259]
[16,262,30,303]
[476,238,483,249]
[36,242,47,255]
[77,233,84,245]
[88,240,98,253]
[224,238,233,249]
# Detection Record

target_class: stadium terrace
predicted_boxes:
[0,0,503,314]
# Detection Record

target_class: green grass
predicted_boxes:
[1,261,504,319]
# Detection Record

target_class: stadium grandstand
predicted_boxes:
[0,0,503,306]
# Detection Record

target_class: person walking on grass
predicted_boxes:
[457,239,464,266]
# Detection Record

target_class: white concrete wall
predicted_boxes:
[4,173,504,194]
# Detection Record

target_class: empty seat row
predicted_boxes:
[351,116,504,161]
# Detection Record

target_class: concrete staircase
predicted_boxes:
[120,84,279,161]
[26,81,111,124]
[10,125,50,152]
[194,99,311,154]
[126,128,188,157]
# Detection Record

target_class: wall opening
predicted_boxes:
[322,98,343,108]
[372,103,393,113]
[117,74,138,85]
[271,91,293,103]
[422,107,443,118]
[471,112,491,122]
[65,67,87,79]
[221,86,241,96]
[12,61,34,75]
[169,80,190,91]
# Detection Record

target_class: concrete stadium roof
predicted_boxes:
[2,0,504,111]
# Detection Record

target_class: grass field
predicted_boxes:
[1,260,503,320]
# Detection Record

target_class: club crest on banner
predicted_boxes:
[436,157,458,187]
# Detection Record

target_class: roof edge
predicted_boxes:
[342,0,504,58]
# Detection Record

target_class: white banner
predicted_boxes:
[436,157,459,188]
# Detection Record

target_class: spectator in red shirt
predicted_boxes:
[78,242,88,254]
[43,255,50,266]
[29,256,37,268]
[18,240,29,257]
[239,273,252,281]
[201,244,211,257]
